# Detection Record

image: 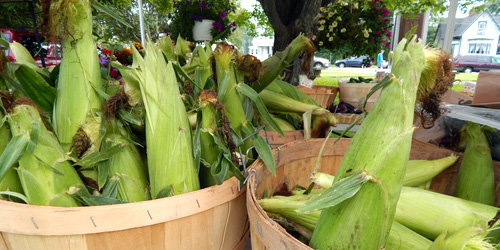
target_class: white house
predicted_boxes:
[248,36,273,61]
[435,10,500,58]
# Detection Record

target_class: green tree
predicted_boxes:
[0,1,41,30]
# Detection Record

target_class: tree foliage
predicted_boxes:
[0,1,42,30]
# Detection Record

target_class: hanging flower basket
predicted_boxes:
[193,19,215,41]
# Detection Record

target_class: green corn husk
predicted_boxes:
[252,35,315,93]
[104,120,150,202]
[0,121,23,201]
[395,186,499,240]
[198,90,224,188]
[455,122,496,206]
[259,90,330,116]
[261,115,296,132]
[260,192,495,250]
[430,227,495,250]
[264,80,319,106]
[404,154,459,187]
[45,0,103,153]
[309,36,426,250]
[8,104,84,206]
[132,41,199,198]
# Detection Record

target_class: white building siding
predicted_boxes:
[248,37,274,61]
[459,12,500,56]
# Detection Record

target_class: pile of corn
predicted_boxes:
[256,34,500,249]
[0,0,332,206]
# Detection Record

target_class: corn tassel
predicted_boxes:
[8,104,83,206]
[455,122,496,206]
[310,36,426,250]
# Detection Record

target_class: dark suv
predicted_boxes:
[454,55,500,73]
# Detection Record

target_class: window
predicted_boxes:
[21,35,47,57]
[469,43,491,54]
[492,56,500,64]
[1,32,10,56]
[478,21,487,35]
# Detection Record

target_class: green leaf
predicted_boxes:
[0,38,8,49]
[155,185,174,199]
[97,160,110,190]
[101,176,118,198]
[0,191,29,204]
[172,62,202,89]
[14,65,56,114]
[241,122,275,175]
[48,64,60,86]
[0,135,29,182]
[69,184,126,206]
[210,153,229,185]
[75,144,125,169]
[302,108,314,140]
[91,0,133,28]
[296,172,371,213]
[193,111,202,173]
[237,83,283,136]
[216,72,231,100]
[118,107,144,128]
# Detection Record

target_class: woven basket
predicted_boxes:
[295,86,338,108]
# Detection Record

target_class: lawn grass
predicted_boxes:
[454,73,477,82]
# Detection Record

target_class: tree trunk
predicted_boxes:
[257,0,324,85]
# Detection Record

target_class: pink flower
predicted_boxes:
[220,11,226,19]
[374,30,380,35]
[382,8,389,17]
[373,6,381,11]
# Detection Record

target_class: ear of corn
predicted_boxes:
[386,221,432,250]
[133,41,199,198]
[403,154,459,187]
[252,35,315,93]
[48,0,103,153]
[259,90,330,116]
[8,104,84,206]
[429,226,495,250]
[104,120,150,202]
[395,186,498,240]
[455,122,496,206]
[310,36,426,250]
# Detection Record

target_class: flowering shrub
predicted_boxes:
[313,0,392,61]
[167,0,237,41]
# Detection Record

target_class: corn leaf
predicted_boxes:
[0,191,29,204]
[97,160,110,190]
[172,62,202,90]
[155,185,174,199]
[241,122,275,175]
[118,108,144,128]
[0,135,29,181]
[210,153,230,185]
[193,111,202,173]
[101,176,118,198]
[75,144,124,169]
[13,65,56,114]
[217,72,231,101]
[91,0,133,28]
[297,172,371,213]
[237,83,283,136]
[70,185,126,206]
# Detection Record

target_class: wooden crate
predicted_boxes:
[258,130,304,148]
[295,86,338,108]
[333,113,363,125]
[246,138,500,249]
[339,82,381,111]
[0,177,249,250]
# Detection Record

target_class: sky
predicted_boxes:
[240,0,258,11]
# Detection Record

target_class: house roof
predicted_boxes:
[436,10,500,40]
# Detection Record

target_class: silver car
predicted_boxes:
[313,57,330,69]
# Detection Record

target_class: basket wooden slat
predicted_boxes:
[295,86,338,108]
[0,176,249,250]
[247,138,500,249]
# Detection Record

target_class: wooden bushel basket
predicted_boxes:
[0,176,249,250]
[295,86,338,108]
[339,82,381,111]
[258,130,304,148]
[246,138,500,249]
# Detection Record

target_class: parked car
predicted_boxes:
[334,56,375,68]
[313,57,330,69]
[1,29,61,68]
[454,54,500,73]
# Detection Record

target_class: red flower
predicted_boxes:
[102,49,111,55]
